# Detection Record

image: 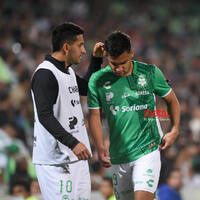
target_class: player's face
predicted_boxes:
[12,185,29,198]
[107,50,134,77]
[100,180,113,198]
[67,34,86,65]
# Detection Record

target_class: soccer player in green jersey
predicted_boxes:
[88,31,180,200]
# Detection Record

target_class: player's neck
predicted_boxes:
[51,52,70,68]
[126,61,134,76]
[51,52,65,61]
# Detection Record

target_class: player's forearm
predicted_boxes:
[89,113,104,150]
[166,93,180,131]
[84,56,103,81]
[38,113,79,150]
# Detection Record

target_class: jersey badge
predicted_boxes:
[138,75,147,87]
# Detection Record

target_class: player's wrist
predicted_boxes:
[171,126,179,135]
[96,144,105,152]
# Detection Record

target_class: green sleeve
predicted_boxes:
[153,65,171,97]
[87,74,101,108]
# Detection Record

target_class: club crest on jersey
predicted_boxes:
[138,75,147,87]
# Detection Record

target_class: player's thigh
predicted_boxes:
[35,164,71,200]
[35,161,91,200]
[132,149,161,195]
[70,160,91,199]
[134,190,154,200]
[111,164,134,200]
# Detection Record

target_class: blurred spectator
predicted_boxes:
[10,156,36,186]
[10,70,31,110]
[100,177,116,200]
[174,142,199,184]
[90,161,105,191]
[10,178,38,200]
[189,106,200,141]
[157,169,183,200]
[30,179,42,200]
[159,147,177,185]
[180,153,200,200]
[90,161,105,200]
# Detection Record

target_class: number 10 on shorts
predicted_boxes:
[60,180,72,193]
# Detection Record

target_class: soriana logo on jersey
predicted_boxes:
[110,104,148,115]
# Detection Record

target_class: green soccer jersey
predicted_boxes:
[88,60,171,164]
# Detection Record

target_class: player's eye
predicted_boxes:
[79,43,84,47]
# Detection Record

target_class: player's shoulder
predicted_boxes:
[32,60,56,81]
[34,60,53,73]
[135,60,156,75]
[135,60,156,69]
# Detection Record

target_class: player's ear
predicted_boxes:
[130,49,134,58]
[62,42,70,55]
[104,51,108,57]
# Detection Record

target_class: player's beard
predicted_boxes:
[67,53,81,65]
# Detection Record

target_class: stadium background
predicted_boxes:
[0,0,200,199]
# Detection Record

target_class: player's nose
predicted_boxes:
[115,65,123,72]
[81,46,86,54]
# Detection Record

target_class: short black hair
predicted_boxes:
[167,168,181,180]
[10,178,31,194]
[52,22,84,52]
[104,31,131,58]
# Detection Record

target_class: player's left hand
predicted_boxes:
[93,42,105,58]
[159,127,179,150]
[98,146,112,168]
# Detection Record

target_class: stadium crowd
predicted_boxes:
[0,0,200,199]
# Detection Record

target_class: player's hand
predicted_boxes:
[159,127,179,150]
[93,42,105,58]
[98,146,111,168]
[72,142,91,160]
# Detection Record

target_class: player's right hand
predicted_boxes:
[72,142,91,160]
[93,42,105,58]
[98,146,112,168]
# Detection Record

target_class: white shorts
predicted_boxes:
[35,160,91,200]
[111,149,161,200]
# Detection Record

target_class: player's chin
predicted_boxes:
[73,59,81,65]
[115,73,124,77]
[104,164,112,168]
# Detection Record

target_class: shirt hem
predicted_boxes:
[33,160,79,165]
[88,107,101,109]
[161,88,172,97]
[111,145,159,165]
